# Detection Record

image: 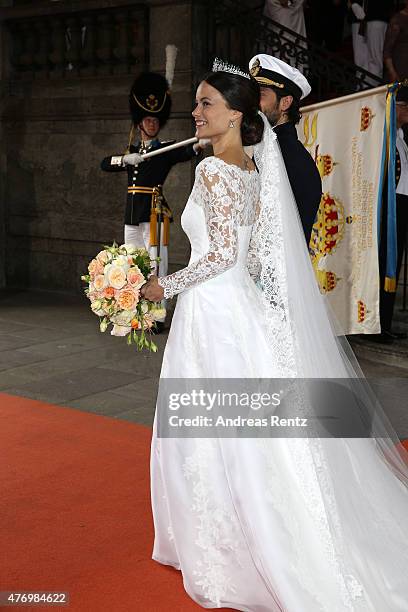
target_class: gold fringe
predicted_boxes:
[384,277,397,292]
[150,212,158,247]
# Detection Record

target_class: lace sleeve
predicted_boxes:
[158,161,239,299]
[247,201,261,281]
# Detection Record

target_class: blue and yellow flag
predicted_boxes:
[377,82,399,292]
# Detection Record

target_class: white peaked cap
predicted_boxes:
[249,54,311,100]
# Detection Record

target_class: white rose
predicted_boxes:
[120,244,138,255]
[107,265,127,289]
[151,307,166,321]
[91,300,105,316]
[111,324,131,337]
[112,310,134,326]
[115,254,130,269]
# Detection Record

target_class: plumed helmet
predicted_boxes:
[129,72,172,128]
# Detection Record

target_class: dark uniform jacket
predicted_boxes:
[274,122,322,244]
[349,0,393,23]
[101,140,197,226]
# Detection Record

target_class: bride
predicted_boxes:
[141,63,408,611]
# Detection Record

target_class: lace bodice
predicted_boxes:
[158,157,259,299]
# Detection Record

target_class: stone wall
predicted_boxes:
[0,18,6,289]
[0,0,203,292]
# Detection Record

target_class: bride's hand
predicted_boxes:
[141,275,164,302]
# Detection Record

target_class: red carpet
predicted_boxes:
[1,392,407,612]
[0,393,235,612]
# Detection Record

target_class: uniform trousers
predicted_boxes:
[124,222,168,322]
[379,194,408,332]
[352,21,387,80]
[366,21,387,78]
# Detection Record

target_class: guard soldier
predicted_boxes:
[249,54,322,245]
[101,71,202,329]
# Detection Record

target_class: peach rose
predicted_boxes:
[88,259,99,276]
[127,266,145,289]
[96,250,111,265]
[103,286,115,298]
[88,290,103,302]
[93,274,106,292]
[117,288,139,311]
[131,318,140,329]
[90,259,104,277]
[107,265,127,290]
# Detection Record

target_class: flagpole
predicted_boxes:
[301,85,388,113]
[140,137,198,160]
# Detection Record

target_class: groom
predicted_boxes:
[249,54,322,245]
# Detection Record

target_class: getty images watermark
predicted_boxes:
[156,378,392,438]
[166,388,307,430]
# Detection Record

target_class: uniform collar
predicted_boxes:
[273,121,297,137]
[137,138,161,153]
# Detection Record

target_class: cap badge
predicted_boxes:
[250,58,261,77]
[146,94,159,111]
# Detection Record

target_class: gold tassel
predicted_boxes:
[124,124,135,154]
[150,211,158,247]
[384,277,397,292]
[163,216,170,246]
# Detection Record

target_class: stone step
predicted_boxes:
[349,335,408,371]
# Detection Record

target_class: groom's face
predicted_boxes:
[260,87,292,126]
[259,87,281,125]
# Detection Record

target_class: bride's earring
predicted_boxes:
[229,120,235,128]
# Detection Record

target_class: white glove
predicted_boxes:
[351,3,365,20]
[122,153,144,166]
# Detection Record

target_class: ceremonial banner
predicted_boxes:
[298,86,388,335]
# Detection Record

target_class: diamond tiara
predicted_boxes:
[212,58,250,80]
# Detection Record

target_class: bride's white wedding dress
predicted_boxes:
[150,146,408,611]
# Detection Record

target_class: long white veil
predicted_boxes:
[252,113,408,482]
[240,114,408,607]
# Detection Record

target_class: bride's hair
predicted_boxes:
[203,72,264,146]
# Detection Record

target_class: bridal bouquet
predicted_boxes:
[82,243,164,351]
